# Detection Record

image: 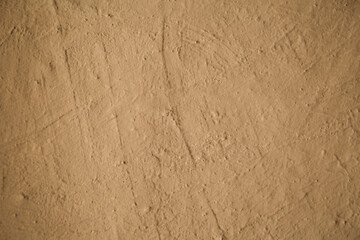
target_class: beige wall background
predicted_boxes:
[0,0,359,239]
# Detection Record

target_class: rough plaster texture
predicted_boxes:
[0,0,360,239]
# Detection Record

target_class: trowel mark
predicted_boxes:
[0,26,16,48]
[160,16,196,166]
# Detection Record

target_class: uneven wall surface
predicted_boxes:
[0,0,360,239]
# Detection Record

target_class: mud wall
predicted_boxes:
[0,0,359,239]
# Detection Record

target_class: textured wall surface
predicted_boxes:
[0,0,359,239]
